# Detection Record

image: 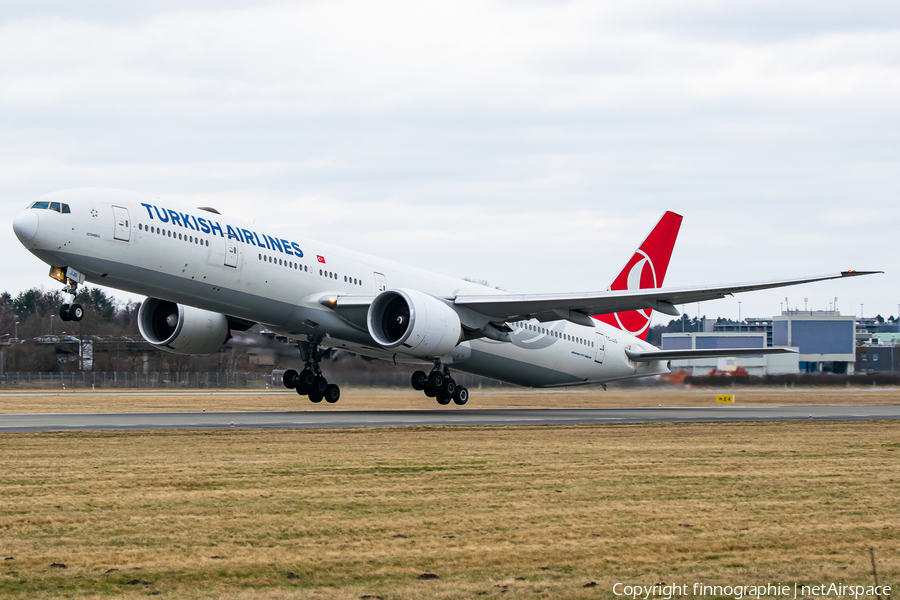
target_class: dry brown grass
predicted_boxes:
[0,421,897,599]
[1,386,899,414]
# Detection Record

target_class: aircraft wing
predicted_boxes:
[451,271,879,326]
[624,347,797,362]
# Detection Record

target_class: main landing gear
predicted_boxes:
[411,362,468,406]
[282,340,340,404]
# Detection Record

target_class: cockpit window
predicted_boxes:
[29,201,71,213]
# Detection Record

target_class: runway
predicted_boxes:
[2,405,899,432]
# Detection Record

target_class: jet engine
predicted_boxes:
[137,298,230,356]
[367,289,462,357]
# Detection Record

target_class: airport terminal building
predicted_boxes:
[663,310,857,376]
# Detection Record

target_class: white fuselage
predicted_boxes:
[15,189,668,387]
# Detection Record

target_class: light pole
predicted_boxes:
[14,321,18,342]
[50,314,54,335]
[738,302,742,332]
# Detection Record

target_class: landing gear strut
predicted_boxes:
[283,339,340,404]
[411,361,468,406]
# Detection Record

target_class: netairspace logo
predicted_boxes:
[612,582,891,600]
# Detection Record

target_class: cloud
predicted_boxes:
[1,1,898,319]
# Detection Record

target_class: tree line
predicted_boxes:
[0,288,253,374]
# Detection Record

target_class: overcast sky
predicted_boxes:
[2,0,898,324]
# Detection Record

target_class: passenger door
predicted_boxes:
[594,332,606,364]
[112,206,131,241]
[224,237,239,268]
[374,272,387,292]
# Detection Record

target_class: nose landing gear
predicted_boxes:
[58,279,83,322]
[59,302,84,322]
[283,340,340,404]
[412,362,468,406]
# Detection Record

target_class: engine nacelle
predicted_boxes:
[137,298,230,356]
[367,288,462,358]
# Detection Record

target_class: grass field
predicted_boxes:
[1,386,899,414]
[0,420,897,599]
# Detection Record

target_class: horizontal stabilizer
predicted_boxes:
[624,347,798,362]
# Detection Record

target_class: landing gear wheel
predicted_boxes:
[312,375,328,397]
[453,386,469,406]
[440,378,456,399]
[308,390,324,403]
[411,370,428,391]
[424,386,437,398]
[428,371,444,390]
[296,369,315,395]
[324,383,341,403]
[436,393,452,405]
[59,304,72,322]
[283,369,300,389]
[68,303,84,321]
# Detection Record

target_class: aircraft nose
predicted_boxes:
[13,209,39,242]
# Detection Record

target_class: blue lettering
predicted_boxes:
[241,229,257,246]
[210,220,224,237]
[167,210,183,227]
[291,242,303,257]
[154,206,170,223]
[280,239,293,256]
[191,215,200,230]
[198,217,211,234]
[141,203,155,219]
[179,213,196,230]
[254,232,269,249]
[226,225,240,240]
[267,235,283,252]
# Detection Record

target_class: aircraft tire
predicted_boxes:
[424,385,436,398]
[69,303,84,321]
[411,370,428,391]
[283,369,299,389]
[453,386,469,406]
[324,383,340,403]
[296,369,315,394]
[436,393,452,406]
[428,371,444,390]
[312,375,328,396]
[440,378,456,399]
[59,304,72,322]
[308,391,324,403]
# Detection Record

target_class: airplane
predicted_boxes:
[12,188,878,405]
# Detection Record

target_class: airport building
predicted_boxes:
[773,311,856,373]
[661,331,799,376]
[664,310,857,376]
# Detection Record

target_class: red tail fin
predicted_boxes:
[593,211,683,340]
